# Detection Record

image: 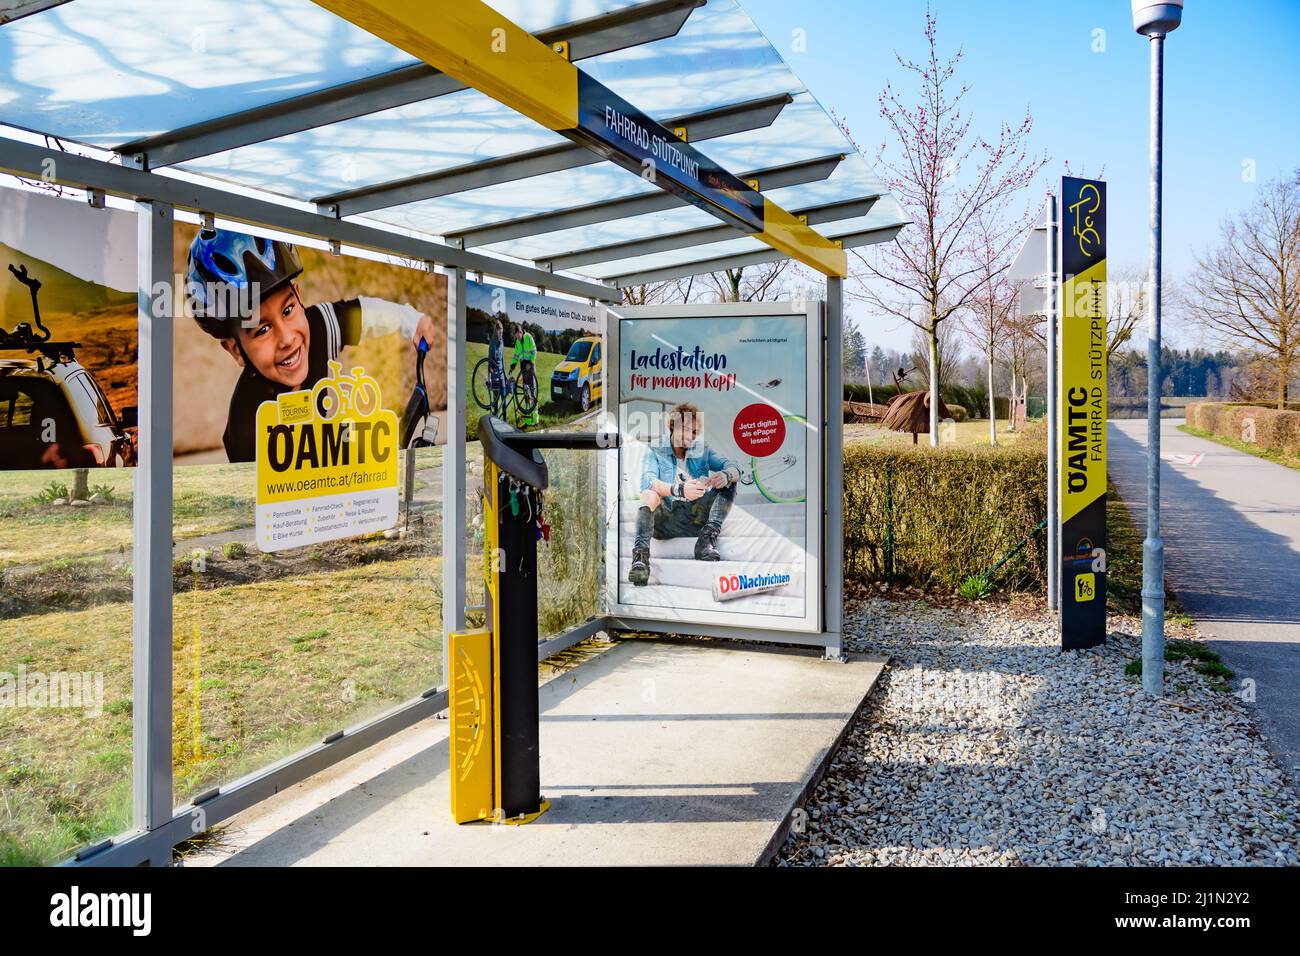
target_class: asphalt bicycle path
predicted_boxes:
[1108,418,1300,794]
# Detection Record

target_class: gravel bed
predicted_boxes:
[777,597,1300,866]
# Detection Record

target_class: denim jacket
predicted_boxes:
[640,442,739,508]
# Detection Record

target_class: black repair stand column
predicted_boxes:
[494,480,542,819]
[478,415,617,823]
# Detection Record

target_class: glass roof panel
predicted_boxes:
[0,0,641,146]
[0,0,907,281]
[178,0,809,203]
[480,156,902,268]
[578,0,800,116]
[578,204,908,282]
[182,87,567,202]
[359,91,899,264]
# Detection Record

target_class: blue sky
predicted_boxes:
[742,0,1300,350]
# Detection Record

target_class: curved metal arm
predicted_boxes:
[478,415,550,490]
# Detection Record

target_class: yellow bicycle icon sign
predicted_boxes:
[311,360,381,421]
[1067,182,1102,259]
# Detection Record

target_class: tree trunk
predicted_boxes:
[987,344,997,447]
[1007,372,1019,432]
[927,317,940,447]
[72,468,89,502]
[1278,351,1291,409]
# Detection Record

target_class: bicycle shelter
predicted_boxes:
[0,0,907,865]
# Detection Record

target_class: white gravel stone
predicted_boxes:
[776,597,1300,867]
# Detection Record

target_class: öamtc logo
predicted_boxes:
[49,886,151,936]
[712,569,792,602]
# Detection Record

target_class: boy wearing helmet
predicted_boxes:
[186,228,437,462]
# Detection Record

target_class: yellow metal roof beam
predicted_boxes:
[310,0,847,278]
[313,0,579,132]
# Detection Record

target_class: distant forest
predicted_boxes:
[1109,347,1245,399]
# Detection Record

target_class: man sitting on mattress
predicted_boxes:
[628,401,739,586]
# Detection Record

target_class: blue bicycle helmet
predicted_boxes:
[186,228,303,337]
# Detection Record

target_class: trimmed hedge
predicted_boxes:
[843,427,1048,590]
[1185,402,1300,455]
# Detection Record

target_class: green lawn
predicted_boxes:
[0,436,599,866]
[464,342,597,437]
[0,464,258,570]
[0,553,445,866]
[845,418,1032,448]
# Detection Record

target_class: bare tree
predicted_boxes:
[959,211,1020,444]
[701,261,792,302]
[1000,309,1044,431]
[621,261,795,308]
[910,320,962,392]
[621,276,697,306]
[848,5,1047,445]
[1106,262,1148,360]
[1186,175,1299,408]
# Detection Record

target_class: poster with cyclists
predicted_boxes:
[466,280,605,438]
[614,309,819,631]
[0,185,138,471]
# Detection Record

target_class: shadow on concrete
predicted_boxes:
[1108,423,1300,790]
[210,641,883,865]
[1108,425,1300,627]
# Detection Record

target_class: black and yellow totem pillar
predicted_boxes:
[1059,176,1108,650]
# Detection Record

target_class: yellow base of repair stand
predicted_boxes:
[501,798,550,826]
[448,628,551,826]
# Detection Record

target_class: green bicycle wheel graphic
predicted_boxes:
[744,414,807,504]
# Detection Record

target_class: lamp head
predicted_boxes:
[1132,0,1183,36]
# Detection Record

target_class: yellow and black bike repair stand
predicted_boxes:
[449,415,614,825]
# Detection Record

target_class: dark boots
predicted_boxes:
[694,524,722,561]
[629,505,653,586]
[694,487,733,561]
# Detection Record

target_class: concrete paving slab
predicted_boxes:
[186,638,885,867]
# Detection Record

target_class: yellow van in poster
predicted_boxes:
[550,335,603,412]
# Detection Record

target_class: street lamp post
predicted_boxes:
[1133,1,1183,696]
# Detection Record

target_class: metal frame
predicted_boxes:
[0,0,897,869]
[441,264,468,661]
[445,154,847,249]
[131,199,174,863]
[1046,194,1060,612]
[537,195,878,272]
[115,0,704,168]
[822,276,845,661]
[0,137,619,303]
[605,222,903,288]
[309,0,847,277]
[603,299,825,641]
